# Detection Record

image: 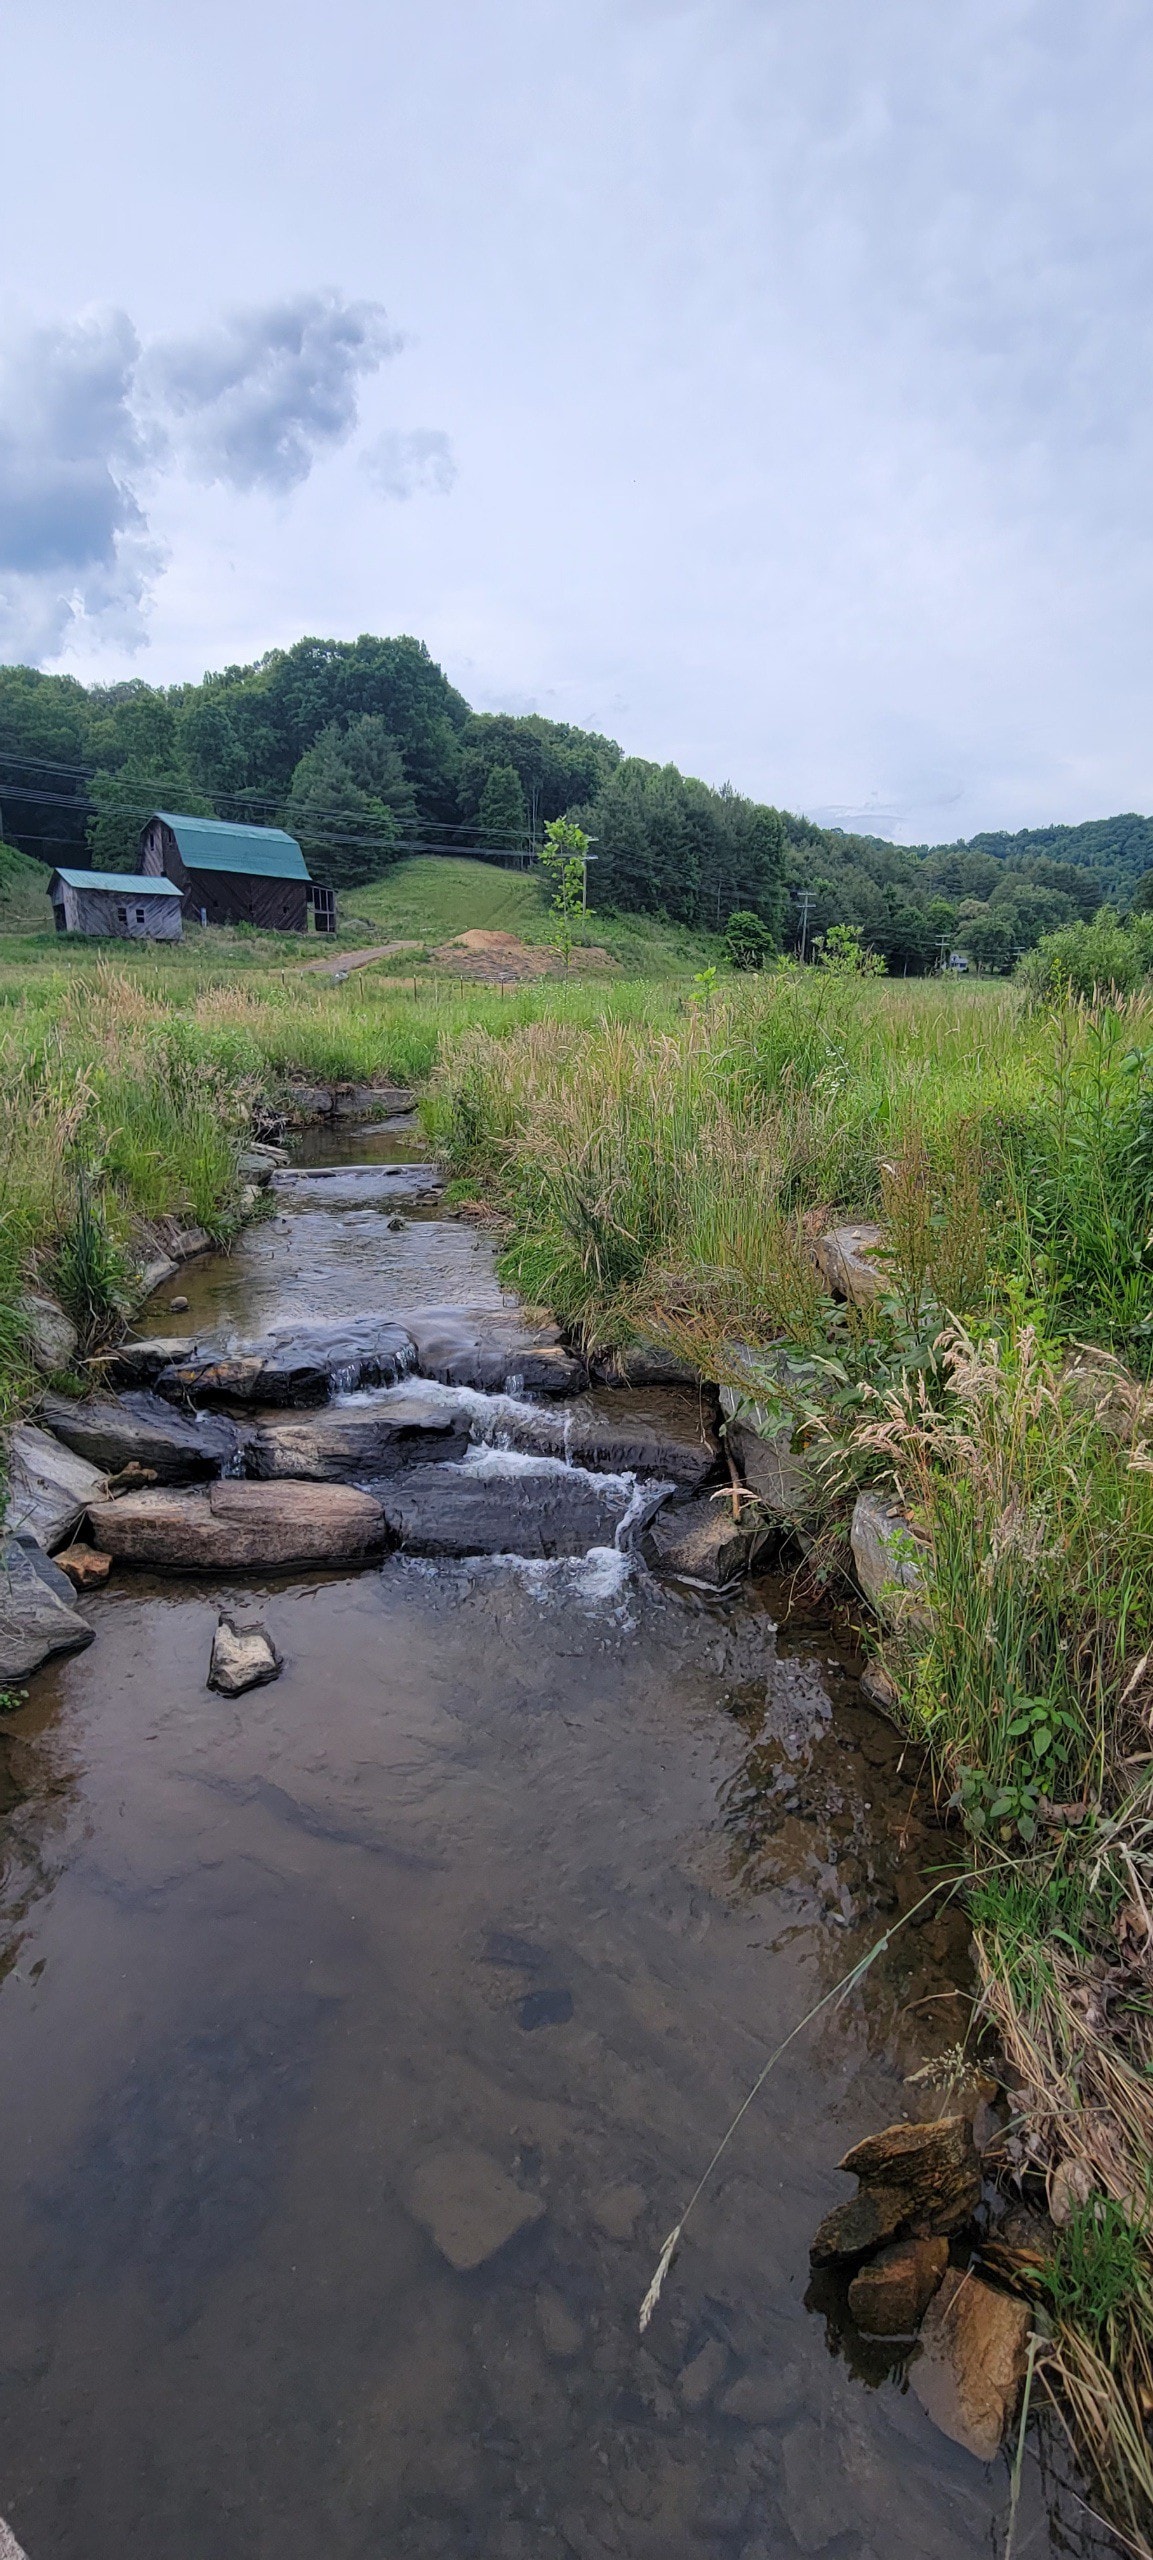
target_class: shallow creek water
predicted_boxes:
[0,1126,1100,2558]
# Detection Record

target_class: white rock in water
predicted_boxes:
[18,1292,79,1376]
[406,2146,544,2270]
[208,1615,281,1696]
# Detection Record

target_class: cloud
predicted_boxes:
[144,290,404,493]
[0,310,162,661]
[361,427,457,500]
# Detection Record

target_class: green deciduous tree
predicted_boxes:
[540,817,588,969]
[723,909,775,970]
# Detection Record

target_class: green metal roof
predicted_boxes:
[52,869,181,896]
[152,812,310,881]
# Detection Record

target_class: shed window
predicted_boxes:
[135,907,145,924]
[117,908,127,926]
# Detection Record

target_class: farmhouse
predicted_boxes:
[139,812,324,932]
[49,869,183,941]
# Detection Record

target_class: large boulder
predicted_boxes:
[248,1391,470,1480]
[375,1460,636,1558]
[595,1343,700,1388]
[646,1493,765,1587]
[911,2266,1030,2459]
[850,1491,929,1627]
[87,1481,386,1571]
[40,1390,239,1484]
[812,1222,891,1307]
[156,1317,416,1407]
[718,1346,818,1517]
[4,1425,109,1553]
[18,1292,79,1377]
[0,1536,95,1681]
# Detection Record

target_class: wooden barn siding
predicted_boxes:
[54,885,182,940]
[143,823,307,930]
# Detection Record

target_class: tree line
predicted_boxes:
[0,635,1149,964]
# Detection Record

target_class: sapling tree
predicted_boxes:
[540,817,588,969]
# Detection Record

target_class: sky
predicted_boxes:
[1,0,1151,843]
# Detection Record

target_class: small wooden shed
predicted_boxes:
[49,869,184,941]
[140,812,312,931]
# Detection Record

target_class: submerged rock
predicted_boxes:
[18,1291,79,1376]
[208,1614,282,1695]
[646,1493,764,1587]
[5,1424,109,1553]
[157,1317,416,1407]
[375,1460,637,1558]
[88,1480,386,1571]
[850,1491,928,1627]
[911,2265,1030,2460]
[847,2235,949,2335]
[40,1389,239,1485]
[248,1393,470,1480]
[0,1535,95,1681]
[406,2145,545,2271]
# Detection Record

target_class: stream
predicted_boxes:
[0,1119,1101,2559]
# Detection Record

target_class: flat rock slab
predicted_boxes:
[0,1536,95,1681]
[403,1307,585,1395]
[248,1392,470,1481]
[5,1424,109,1553]
[88,1481,385,1572]
[208,1614,282,1695]
[646,1493,764,1587]
[374,1461,635,1558]
[911,2265,1030,2460]
[406,2146,545,2271]
[41,1389,239,1484]
[497,1387,719,1488]
[157,1317,416,1407]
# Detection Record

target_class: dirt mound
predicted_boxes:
[431,930,614,983]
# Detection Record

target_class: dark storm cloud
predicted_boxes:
[144,290,404,493]
[0,309,159,659]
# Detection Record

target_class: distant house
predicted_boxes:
[49,869,183,941]
[139,812,325,932]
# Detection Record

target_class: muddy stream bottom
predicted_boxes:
[0,1125,1096,2558]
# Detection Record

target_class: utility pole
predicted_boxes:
[582,840,598,919]
[798,888,813,964]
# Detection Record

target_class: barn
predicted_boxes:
[139,812,318,932]
[49,869,184,941]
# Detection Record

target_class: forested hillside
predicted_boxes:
[1,634,1150,966]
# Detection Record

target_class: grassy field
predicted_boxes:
[0,904,1151,2536]
[0,850,723,982]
